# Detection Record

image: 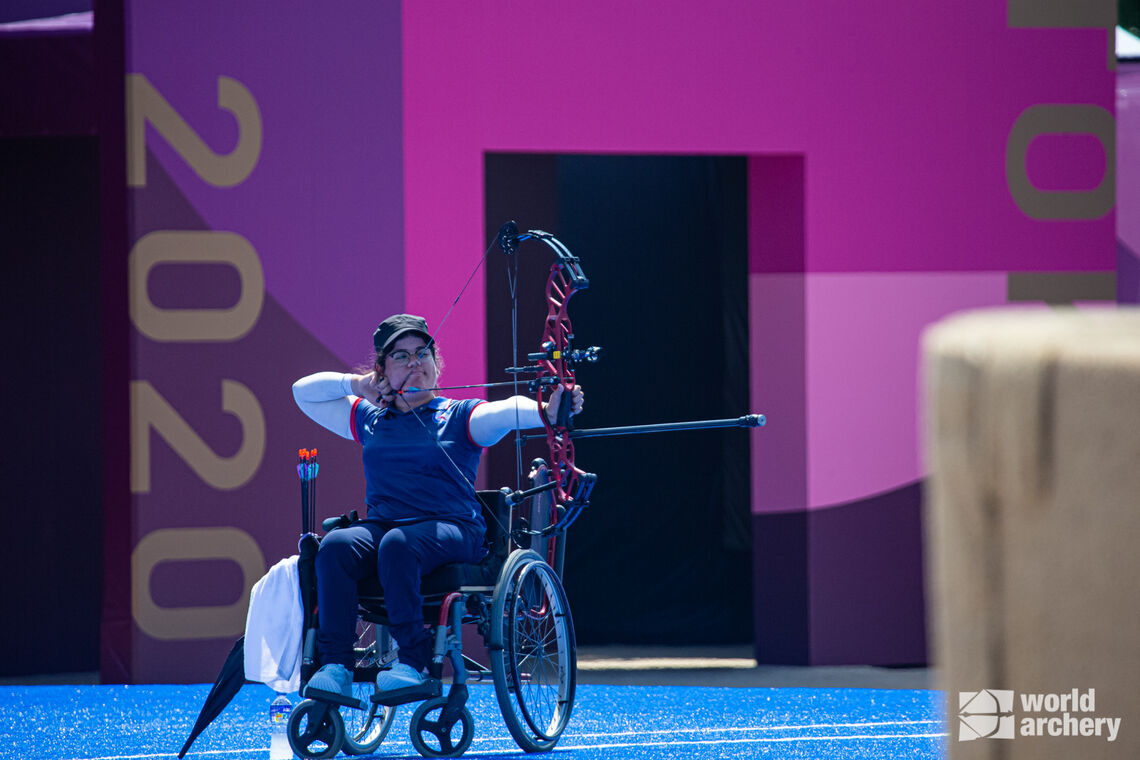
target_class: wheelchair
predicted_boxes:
[286,465,577,758]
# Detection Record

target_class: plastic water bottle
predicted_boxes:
[269,692,292,760]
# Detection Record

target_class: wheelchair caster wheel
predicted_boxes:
[287,698,345,759]
[409,697,474,757]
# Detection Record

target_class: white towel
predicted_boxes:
[243,554,303,692]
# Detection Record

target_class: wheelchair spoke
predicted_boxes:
[517,620,558,654]
[435,725,454,754]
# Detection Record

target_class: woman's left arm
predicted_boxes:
[468,386,584,447]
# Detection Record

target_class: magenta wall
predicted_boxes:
[401,2,1115,665]
[107,1,1118,680]
[1119,61,1140,302]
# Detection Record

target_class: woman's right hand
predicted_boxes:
[351,372,394,407]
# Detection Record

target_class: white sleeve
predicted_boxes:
[468,395,545,447]
[291,372,357,441]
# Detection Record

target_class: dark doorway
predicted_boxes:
[1,137,103,676]
[484,154,752,645]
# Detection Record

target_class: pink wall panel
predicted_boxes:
[749,274,806,515]
[804,272,1008,509]
[1118,63,1140,259]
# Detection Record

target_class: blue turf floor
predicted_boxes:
[0,683,948,760]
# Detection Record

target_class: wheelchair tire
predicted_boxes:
[287,698,345,760]
[489,551,576,752]
[343,621,397,754]
[409,696,474,758]
[341,682,395,755]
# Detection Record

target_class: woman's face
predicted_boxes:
[379,333,439,399]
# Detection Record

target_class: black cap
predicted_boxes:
[373,314,432,354]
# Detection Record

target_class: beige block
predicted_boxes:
[924,308,1140,760]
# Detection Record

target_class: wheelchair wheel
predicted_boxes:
[489,551,576,752]
[341,682,396,755]
[409,696,474,758]
[287,699,345,760]
[343,621,397,754]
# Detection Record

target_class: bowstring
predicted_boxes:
[395,232,520,542]
[397,369,517,543]
[426,236,498,348]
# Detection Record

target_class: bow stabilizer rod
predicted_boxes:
[519,413,765,443]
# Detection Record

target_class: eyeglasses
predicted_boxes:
[386,347,433,364]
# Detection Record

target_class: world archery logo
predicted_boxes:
[959,690,1015,740]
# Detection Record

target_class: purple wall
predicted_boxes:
[115,2,403,681]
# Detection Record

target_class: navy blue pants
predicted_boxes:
[315,519,485,672]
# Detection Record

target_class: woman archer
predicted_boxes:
[291,313,583,699]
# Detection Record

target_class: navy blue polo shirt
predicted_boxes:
[351,396,486,530]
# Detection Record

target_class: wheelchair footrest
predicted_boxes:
[301,687,368,711]
[372,677,443,707]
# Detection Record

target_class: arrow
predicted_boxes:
[396,378,562,395]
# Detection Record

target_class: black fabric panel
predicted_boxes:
[485,154,751,644]
[96,0,132,682]
[483,154,562,492]
[752,510,810,664]
[0,1,91,23]
[0,22,96,137]
[1,137,102,675]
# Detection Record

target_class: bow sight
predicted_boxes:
[503,342,604,394]
[528,342,604,365]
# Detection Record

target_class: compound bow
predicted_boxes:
[403,221,764,556]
